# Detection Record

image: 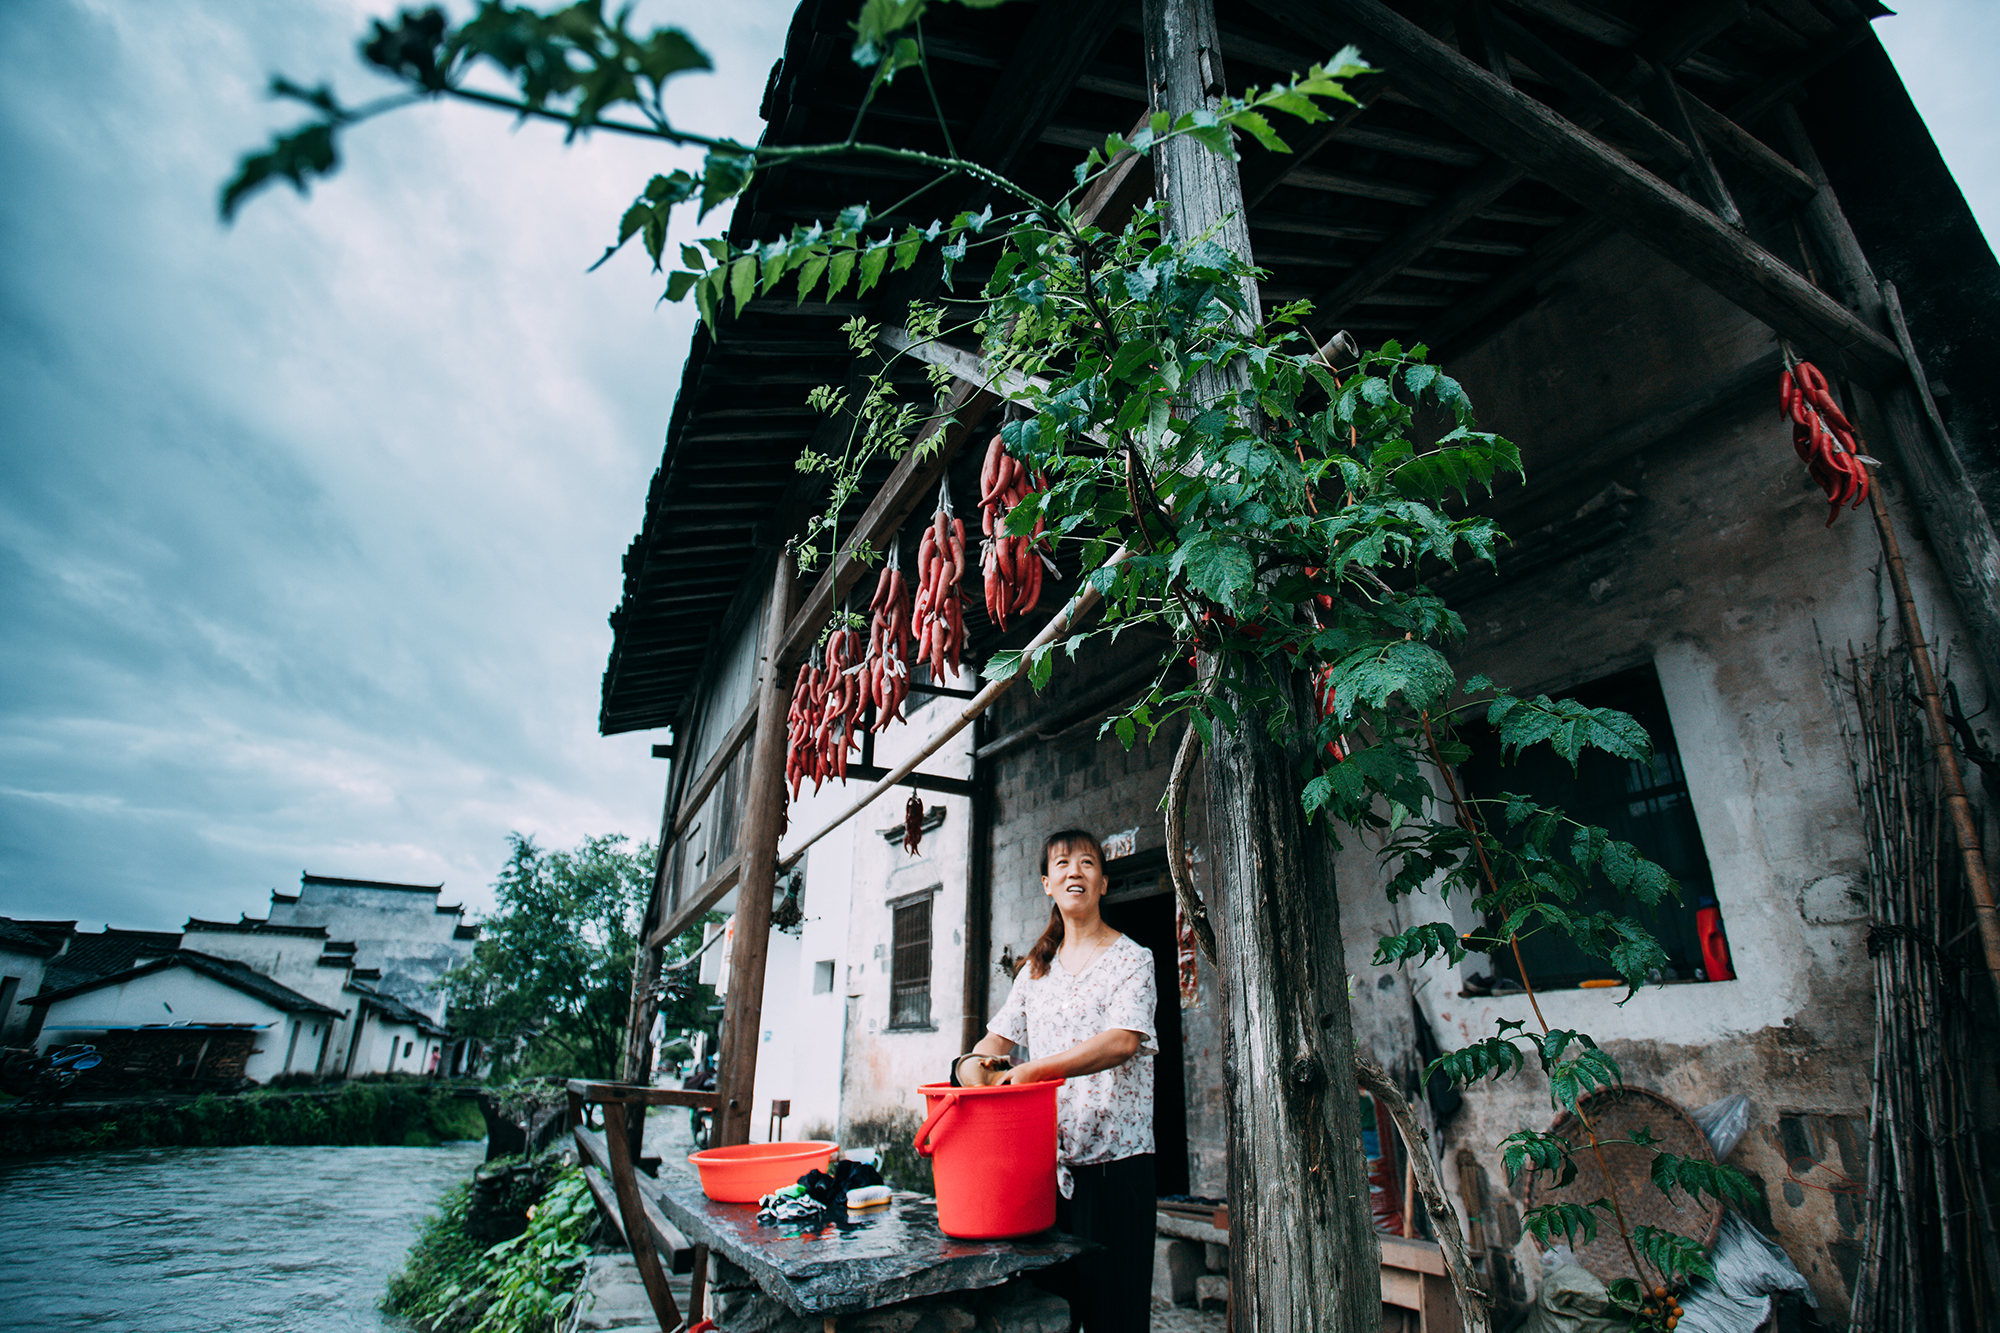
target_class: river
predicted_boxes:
[0,1140,485,1332]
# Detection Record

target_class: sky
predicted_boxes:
[0,2,1993,934]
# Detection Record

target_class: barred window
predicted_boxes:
[889,895,933,1030]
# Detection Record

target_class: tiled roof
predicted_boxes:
[301,873,443,893]
[346,979,448,1035]
[183,917,330,939]
[29,950,343,1019]
[44,928,183,989]
[0,918,73,957]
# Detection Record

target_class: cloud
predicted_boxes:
[0,0,790,926]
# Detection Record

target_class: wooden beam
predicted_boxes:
[650,850,742,948]
[1303,157,1528,330]
[1681,92,1815,203]
[668,700,757,839]
[715,558,796,1148]
[602,1096,680,1331]
[1487,11,1690,171]
[841,763,976,797]
[1271,0,1904,382]
[1640,66,1743,228]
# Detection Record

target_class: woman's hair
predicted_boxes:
[1021,829,1105,979]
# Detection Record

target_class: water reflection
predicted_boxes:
[0,1140,484,1332]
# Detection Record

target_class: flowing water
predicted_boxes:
[0,1140,485,1332]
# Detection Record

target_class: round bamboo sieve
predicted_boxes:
[1522,1086,1724,1289]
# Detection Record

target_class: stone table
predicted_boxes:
[649,1179,1091,1318]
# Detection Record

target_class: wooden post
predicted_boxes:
[604,1091,682,1332]
[716,554,798,1147]
[961,714,995,1054]
[1141,2,1378,1330]
[1773,105,2000,725]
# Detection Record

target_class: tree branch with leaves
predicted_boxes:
[230,2,1755,1322]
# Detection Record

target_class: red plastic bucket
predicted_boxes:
[914,1079,1063,1239]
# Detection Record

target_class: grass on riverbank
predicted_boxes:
[386,1157,597,1333]
[0,1081,486,1157]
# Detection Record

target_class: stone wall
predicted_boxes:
[1329,231,1973,1314]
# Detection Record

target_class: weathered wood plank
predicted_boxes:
[668,701,758,840]
[1143,5,1382,1333]
[650,850,741,948]
[715,559,797,1148]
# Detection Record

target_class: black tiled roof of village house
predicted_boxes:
[300,873,444,892]
[41,928,184,992]
[0,918,74,957]
[345,979,449,1035]
[28,949,343,1019]
[183,917,331,939]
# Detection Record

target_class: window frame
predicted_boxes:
[887,888,938,1031]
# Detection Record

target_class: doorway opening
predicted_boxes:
[1101,848,1189,1197]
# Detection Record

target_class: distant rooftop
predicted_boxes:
[300,873,445,893]
[183,917,330,939]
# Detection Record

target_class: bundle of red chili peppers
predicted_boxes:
[1781,358,1871,527]
[784,626,868,798]
[980,435,1049,631]
[863,545,913,730]
[912,487,968,682]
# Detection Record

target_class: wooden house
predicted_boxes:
[598,0,1998,1319]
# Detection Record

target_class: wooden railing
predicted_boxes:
[567,1080,720,1333]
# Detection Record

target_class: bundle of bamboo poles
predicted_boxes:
[1837,643,2000,1332]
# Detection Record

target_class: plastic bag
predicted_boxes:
[1520,1263,1623,1333]
[1690,1093,1750,1160]
[1674,1213,1817,1333]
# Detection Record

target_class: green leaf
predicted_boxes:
[728,254,757,316]
[1487,694,1652,765]
[663,269,700,302]
[1172,534,1255,606]
[698,148,754,218]
[826,248,859,300]
[220,120,340,221]
[857,244,891,293]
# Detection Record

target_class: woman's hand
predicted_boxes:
[997,1058,1057,1085]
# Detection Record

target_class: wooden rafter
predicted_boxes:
[1267,0,1904,381]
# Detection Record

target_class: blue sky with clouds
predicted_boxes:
[1,2,1993,932]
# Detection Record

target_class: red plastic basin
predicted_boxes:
[687,1140,839,1203]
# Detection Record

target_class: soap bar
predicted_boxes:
[846,1185,893,1209]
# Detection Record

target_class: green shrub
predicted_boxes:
[386,1158,598,1333]
[0,1082,487,1156]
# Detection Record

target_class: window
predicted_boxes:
[889,895,934,1029]
[1456,664,1725,989]
[813,959,836,994]
[403,1039,414,1057]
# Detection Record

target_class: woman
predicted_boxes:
[969,828,1156,1333]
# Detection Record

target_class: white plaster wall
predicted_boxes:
[267,883,474,1020]
[38,968,292,1082]
[0,946,50,1044]
[828,673,977,1137]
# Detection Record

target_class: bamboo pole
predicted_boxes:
[1864,481,2000,1014]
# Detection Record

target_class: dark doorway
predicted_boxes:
[1101,853,1190,1197]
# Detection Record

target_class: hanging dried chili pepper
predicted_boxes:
[979,434,1050,631]
[1781,356,1873,527]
